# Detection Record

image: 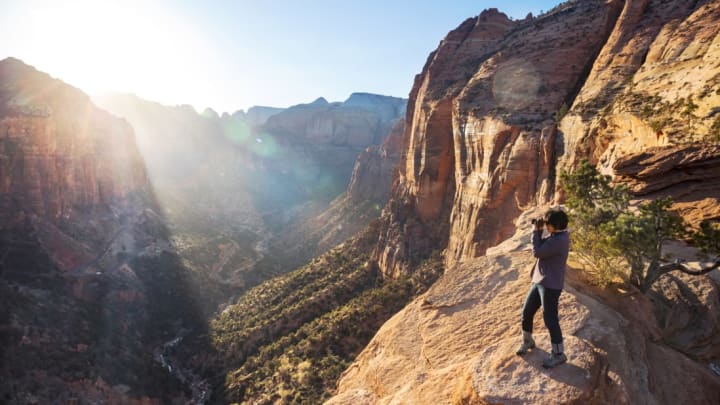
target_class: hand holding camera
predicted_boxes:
[531,217,545,230]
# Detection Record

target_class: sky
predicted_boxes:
[0,0,560,113]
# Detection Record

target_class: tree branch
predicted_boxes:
[658,259,720,276]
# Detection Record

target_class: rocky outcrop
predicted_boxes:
[559,0,720,170]
[373,3,623,278]
[372,0,720,279]
[0,58,147,223]
[612,143,720,225]
[0,58,205,404]
[347,119,405,204]
[329,210,720,404]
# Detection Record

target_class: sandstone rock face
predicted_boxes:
[329,210,720,404]
[0,58,147,223]
[373,3,622,277]
[559,0,720,172]
[373,0,720,279]
[470,336,607,404]
[0,59,205,404]
[347,119,404,204]
[612,143,720,225]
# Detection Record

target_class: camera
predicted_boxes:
[531,218,545,227]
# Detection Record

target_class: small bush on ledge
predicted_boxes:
[561,161,720,293]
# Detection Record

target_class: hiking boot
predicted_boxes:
[515,331,535,355]
[542,343,567,368]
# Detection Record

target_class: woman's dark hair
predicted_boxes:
[544,209,569,230]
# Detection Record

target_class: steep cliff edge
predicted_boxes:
[330,211,720,404]
[0,58,147,223]
[373,0,720,277]
[0,58,208,404]
[332,0,720,403]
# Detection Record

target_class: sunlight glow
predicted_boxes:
[6,0,222,110]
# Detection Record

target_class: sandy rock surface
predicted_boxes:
[329,210,720,404]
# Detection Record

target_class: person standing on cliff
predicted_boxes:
[516,209,570,368]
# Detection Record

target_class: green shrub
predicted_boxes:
[561,161,719,292]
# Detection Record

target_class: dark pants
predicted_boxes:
[521,283,563,344]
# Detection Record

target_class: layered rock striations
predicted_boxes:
[0,58,206,403]
[0,58,147,223]
[373,3,624,278]
[558,0,720,212]
[331,0,720,403]
[373,0,720,279]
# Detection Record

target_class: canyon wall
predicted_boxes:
[95,91,407,291]
[372,0,720,279]
[0,58,147,224]
[331,0,720,403]
[0,58,206,404]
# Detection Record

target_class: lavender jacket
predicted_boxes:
[530,230,570,290]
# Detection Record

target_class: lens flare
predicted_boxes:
[221,119,252,145]
[249,132,281,158]
[491,59,541,110]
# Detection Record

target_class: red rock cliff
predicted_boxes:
[373,3,623,277]
[0,58,205,404]
[0,57,148,223]
[373,0,720,279]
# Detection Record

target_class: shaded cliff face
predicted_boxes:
[259,93,407,201]
[347,119,405,204]
[266,119,406,271]
[0,58,147,223]
[0,58,208,404]
[374,0,720,278]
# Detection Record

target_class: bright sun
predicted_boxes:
[7,0,220,107]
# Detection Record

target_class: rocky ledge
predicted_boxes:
[328,210,720,404]
[613,143,720,226]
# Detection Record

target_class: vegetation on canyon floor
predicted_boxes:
[208,222,443,404]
